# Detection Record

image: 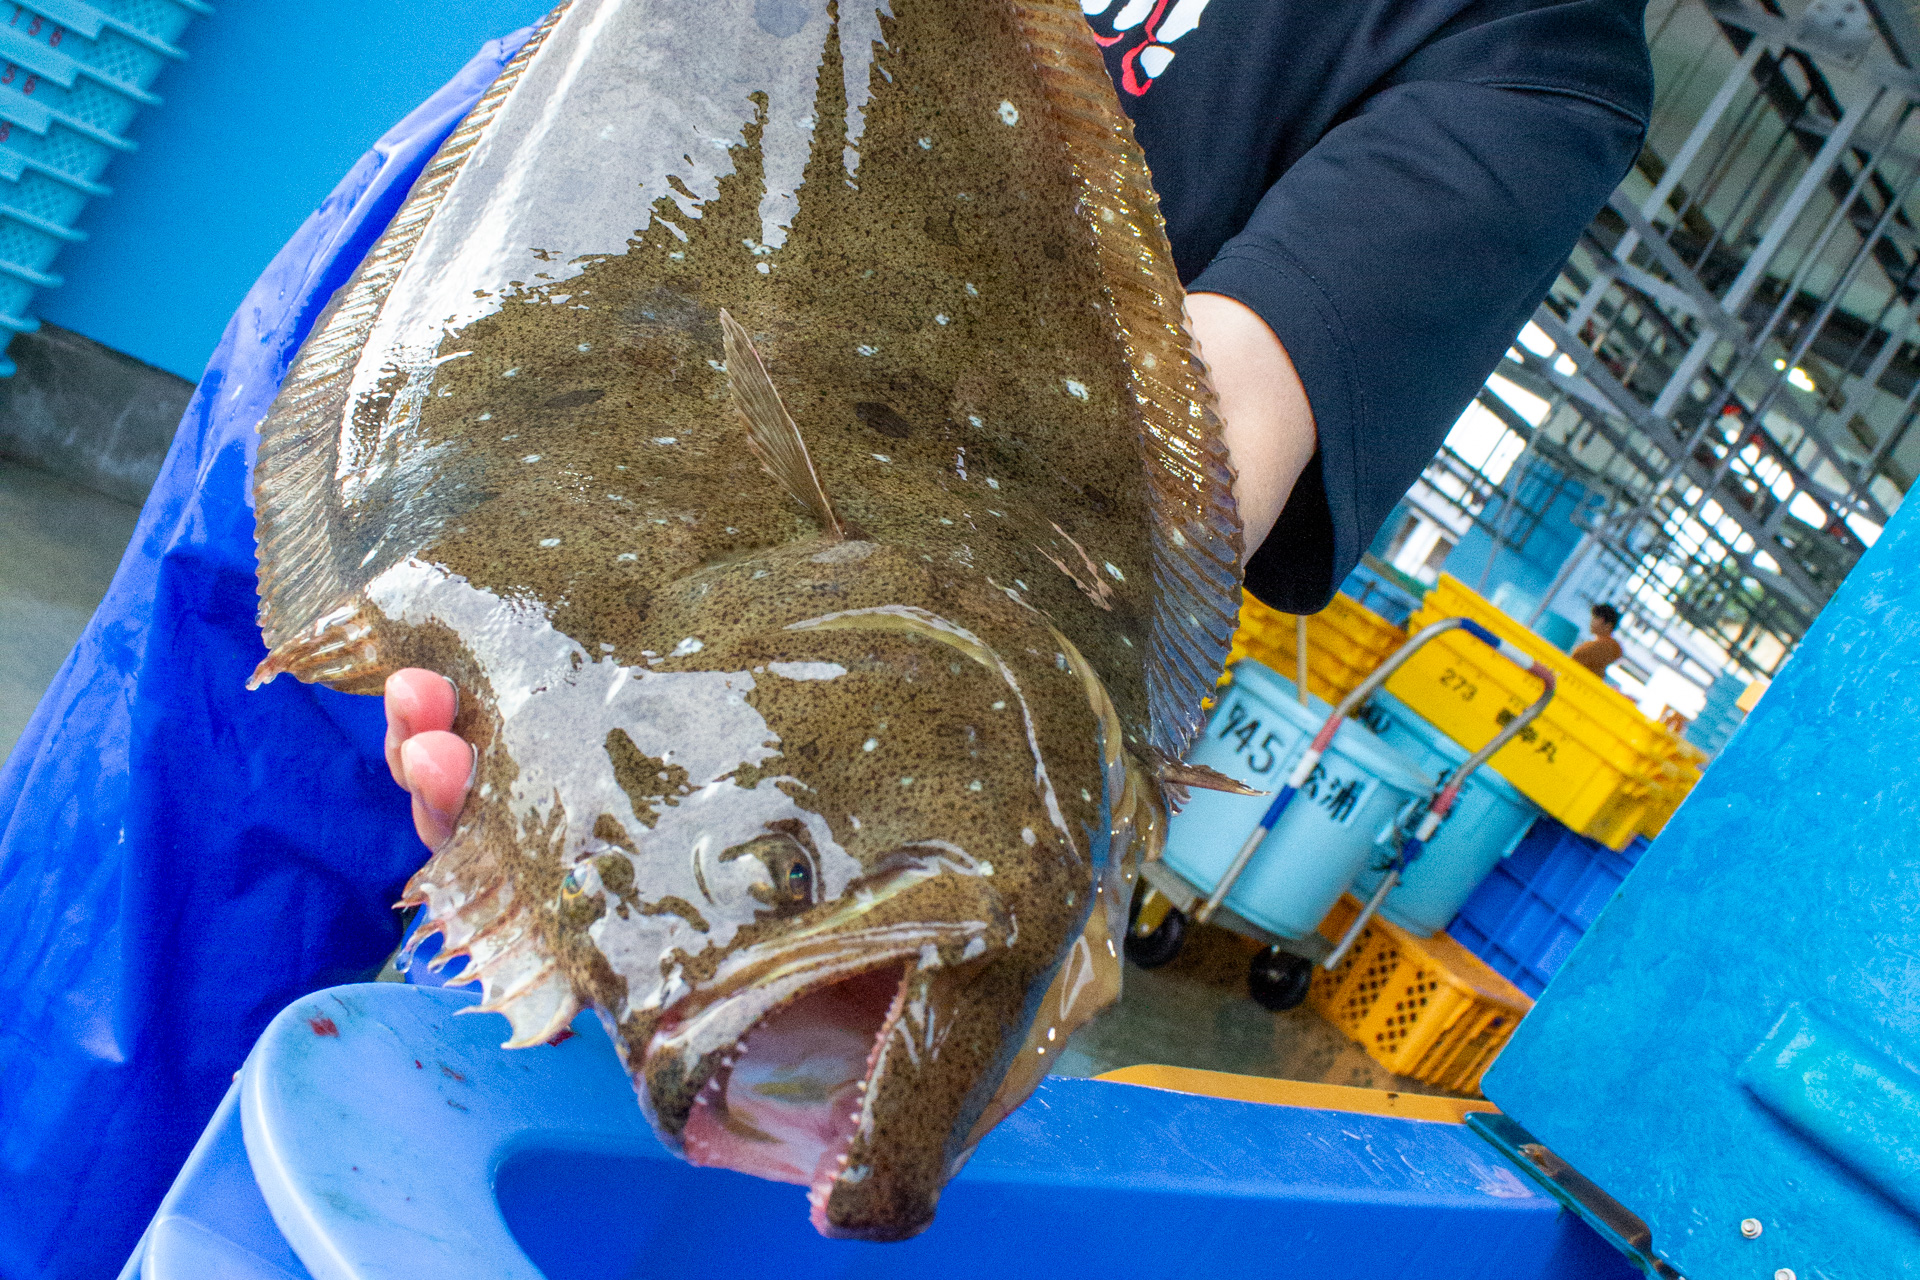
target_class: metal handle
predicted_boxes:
[1196,615,1557,932]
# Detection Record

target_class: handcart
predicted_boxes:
[1127,617,1557,1011]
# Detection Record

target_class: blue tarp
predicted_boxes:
[0,34,531,1279]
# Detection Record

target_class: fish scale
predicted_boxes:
[250,0,1242,1243]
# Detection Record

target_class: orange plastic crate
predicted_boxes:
[1308,896,1533,1095]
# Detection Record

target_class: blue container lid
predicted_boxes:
[1362,690,1532,808]
[1226,661,1431,795]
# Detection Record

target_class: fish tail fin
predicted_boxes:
[719,308,845,539]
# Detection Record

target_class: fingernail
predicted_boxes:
[442,674,461,722]
[465,743,478,790]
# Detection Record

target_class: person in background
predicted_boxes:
[1572,603,1625,678]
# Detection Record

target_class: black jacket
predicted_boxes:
[1094,0,1653,610]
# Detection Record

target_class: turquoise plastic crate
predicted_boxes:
[1446,819,1649,997]
[0,0,208,370]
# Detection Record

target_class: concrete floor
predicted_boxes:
[2,455,1455,1098]
[1055,911,1448,1093]
[0,459,141,759]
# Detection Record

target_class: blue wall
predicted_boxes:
[38,0,555,381]
[1443,458,1589,608]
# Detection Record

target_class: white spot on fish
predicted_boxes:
[935,314,949,325]
[918,137,932,150]
[671,637,704,657]
[967,414,983,427]
[965,283,979,297]
[708,360,726,372]
[577,343,592,352]
[856,344,878,357]
[872,454,891,463]
[1081,788,1092,802]
[768,662,848,681]
[757,263,771,274]
[1140,352,1158,370]
[1105,562,1125,580]
[1065,379,1090,401]
[1056,653,1069,671]
[503,368,519,378]
[669,251,685,260]
[863,738,879,752]
[654,437,678,445]
[900,776,915,787]
[522,454,542,464]
[968,781,983,792]
[478,412,492,421]
[938,518,954,526]
[617,553,637,562]
[1100,206,1117,223]
[998,100,1020,125]
[540,538,562,548]
[1047,1026,1056,1041]
[986,478,1000,490]
[961,937,986,961]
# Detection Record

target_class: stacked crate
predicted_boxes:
[1380,576,1704,851]
[0,0,208,373]
[1224,589,1407,705]
[1310,894,1533,1096]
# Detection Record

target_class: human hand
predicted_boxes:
[383,669,473,850]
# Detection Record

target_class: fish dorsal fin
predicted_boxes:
[720,309,844,540]
[1011,2,1245,757]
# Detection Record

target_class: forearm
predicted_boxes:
[1185,291,1317,564]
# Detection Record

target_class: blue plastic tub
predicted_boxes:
[1163,660,1430,940]
[121,983,1638,1280]
[1350,689,1543,936]
[0,0,208,370]
[1447,819,1649,997]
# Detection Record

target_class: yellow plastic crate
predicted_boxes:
[1382,575,1692,851]
[1309,895,1532,1096]
[1227,590,1406,705]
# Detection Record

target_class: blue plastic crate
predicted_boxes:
[1447,819,1648,997]
[0,0,208,369]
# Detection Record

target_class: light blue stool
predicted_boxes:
[1164,660,1431,940]
[1351,689,1543,936]
[122,982,1638,1279]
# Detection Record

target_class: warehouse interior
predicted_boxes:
[2,2,1916,1278]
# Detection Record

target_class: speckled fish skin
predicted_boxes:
[250,0,1240,1241]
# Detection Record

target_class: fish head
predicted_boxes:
[611,537,1138,1240]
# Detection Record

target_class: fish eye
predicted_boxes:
[725,831,819,915]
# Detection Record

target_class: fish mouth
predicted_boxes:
[643,869,1009,1238]
[670,960,915,1225]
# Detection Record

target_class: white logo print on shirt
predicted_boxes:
[1082,0,1216,96]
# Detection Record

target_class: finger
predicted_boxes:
[400,731,475,848]
[385,669,459,785]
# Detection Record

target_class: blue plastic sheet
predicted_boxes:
[0,33,531,1280]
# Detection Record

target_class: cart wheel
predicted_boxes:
[1247,947,1314,1011]
[1124,886,1186,969]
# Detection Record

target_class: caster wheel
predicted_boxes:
[1247,947,1314,1011]
[1124,885,1186,969]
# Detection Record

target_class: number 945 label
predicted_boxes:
[1214,700,1376,825]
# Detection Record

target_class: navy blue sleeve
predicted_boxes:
[1192,79,1647,612]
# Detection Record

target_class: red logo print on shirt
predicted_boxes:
[1083,0,1216,96]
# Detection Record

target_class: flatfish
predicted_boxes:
[251,0,1242,1240]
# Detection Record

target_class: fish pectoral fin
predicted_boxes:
[720,309,844,540]
[1133,741,1265,814]
[1157,759,1265,797]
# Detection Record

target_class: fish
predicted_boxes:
[249,0,1244,1242]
